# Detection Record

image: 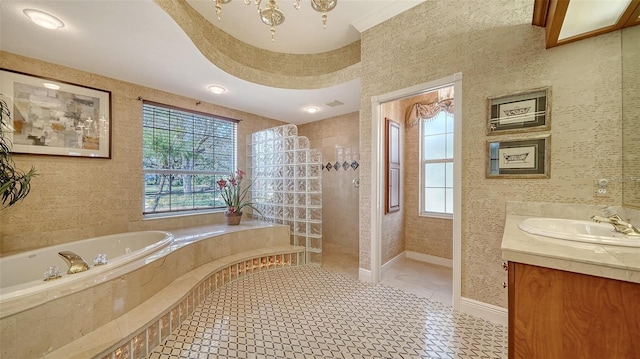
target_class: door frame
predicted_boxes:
[368,72,462,310]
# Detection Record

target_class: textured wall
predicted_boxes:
[358,0,623,308]
[0,52,285,255]
[622,25,640,208]
[380,102,405,263]
[400,93,453,260]
[298,112,360,251]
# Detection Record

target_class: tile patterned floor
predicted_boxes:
[149,266,507,359]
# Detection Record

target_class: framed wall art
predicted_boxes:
[487,135,550,178]
[487,87,550,135]
[0,68,111,158]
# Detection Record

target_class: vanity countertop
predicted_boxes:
[501,214,640,284]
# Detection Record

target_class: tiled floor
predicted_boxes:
[322,242,453,306]
[149,266,507,359]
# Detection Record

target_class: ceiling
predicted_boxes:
[0,0,423,125]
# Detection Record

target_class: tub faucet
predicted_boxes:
[591,214,640,237]
[58,251,90,274]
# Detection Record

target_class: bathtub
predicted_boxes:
[0,231,173,306]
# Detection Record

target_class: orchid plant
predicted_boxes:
[216,170,260,215]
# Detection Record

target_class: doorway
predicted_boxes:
[369,73,462,310]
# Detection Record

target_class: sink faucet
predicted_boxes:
[591,214,640,237]
[58,251,90,274]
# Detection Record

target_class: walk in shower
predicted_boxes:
[248,124,323,264]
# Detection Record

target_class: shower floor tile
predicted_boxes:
[149,266,507,359]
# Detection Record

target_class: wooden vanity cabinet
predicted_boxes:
[507,262,640,359]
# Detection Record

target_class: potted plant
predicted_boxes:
[1,98,37,209]
[216,169,261,225]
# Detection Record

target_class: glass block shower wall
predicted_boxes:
[248,124,323,264]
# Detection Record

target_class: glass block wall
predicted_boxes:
[248,124,323,264]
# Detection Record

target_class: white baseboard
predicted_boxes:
[406,251,453,268]
[459,297,508,326]
[381,251,406,275]
[358,268,372,283]
[359,251,407,283]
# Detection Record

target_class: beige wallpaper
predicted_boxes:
[380,102,404,263]
[622,25,640,208]
[399,93,453,260]
[358,0,623,308]
[0,51,285,255]
[299,112,360,251]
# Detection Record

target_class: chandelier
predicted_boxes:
[214,0,338,41]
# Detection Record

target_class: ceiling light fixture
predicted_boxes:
[208,85,226,94]
[43,83,61,90]
[304,106,319,114]
[23,9,64,30]
[214,0,337,41]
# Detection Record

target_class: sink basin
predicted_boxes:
[518,217,640,247]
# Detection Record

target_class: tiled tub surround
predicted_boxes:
[67,249,304,359]
[0,222,303,359]
[501,202,640,283]
[0,231,173,301]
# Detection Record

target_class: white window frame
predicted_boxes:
[142,101,237,217]
[419,109,454,219]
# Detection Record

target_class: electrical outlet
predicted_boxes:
[594,179,610,198]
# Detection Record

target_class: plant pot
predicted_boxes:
[224,211,243,225]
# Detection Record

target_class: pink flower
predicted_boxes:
[215,169,260,216]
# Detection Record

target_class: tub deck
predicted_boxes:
[0,221,304,359]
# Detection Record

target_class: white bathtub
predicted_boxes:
[0,231,173,305]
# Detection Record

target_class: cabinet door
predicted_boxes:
[509,262,640,359]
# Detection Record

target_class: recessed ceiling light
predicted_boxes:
[23,9,64,30]
[208,85,226,94]
[304,106,319,114]
[43,83,60,90]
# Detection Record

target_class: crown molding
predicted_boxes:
[351,0,425,33]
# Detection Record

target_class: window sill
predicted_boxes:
[419,212,453,220]
[143,209,225,221]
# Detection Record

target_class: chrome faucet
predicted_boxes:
[591,214,640,237]
[58,251,90,274]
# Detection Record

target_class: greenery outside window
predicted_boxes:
[142,101,237,215]
[420,110,453,217]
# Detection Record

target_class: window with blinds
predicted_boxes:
[142,101,237,215]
